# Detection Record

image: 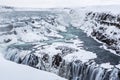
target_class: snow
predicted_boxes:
[0,53,66,80]
[116,64,120,69]
[63,50,97,63]
[0,13,68,43]
[100,63,114,69]
[18,31,48,42]
[36,40,97,63]
[83,5,120,15]
[0,34,17,44]
[104,25,120,40]
[14,25,49,42]
[34,41,82,57]
[102,45,119,56]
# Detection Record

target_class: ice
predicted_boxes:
[63,50,97,63]
[100,63,114,69]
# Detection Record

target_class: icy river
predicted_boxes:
[64,26,120,65]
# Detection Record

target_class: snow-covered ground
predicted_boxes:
[0,53,66,80]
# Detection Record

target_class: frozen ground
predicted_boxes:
[0,53,66,80]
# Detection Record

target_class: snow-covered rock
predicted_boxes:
[70,6,120,56]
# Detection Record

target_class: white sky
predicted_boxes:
[0,0,120,8]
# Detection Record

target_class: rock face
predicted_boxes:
[90,12,120,54]
[72,11,120,55]
[21,53,39,67]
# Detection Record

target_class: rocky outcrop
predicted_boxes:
[78,11,120,55]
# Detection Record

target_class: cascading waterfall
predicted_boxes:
[63,61,120,80]
[4,47,120,80]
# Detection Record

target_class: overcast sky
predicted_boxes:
[0,0,120,8]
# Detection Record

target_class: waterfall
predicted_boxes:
[64,61,120,80]
[4,45,120,80]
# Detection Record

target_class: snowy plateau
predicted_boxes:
[0,5,120,80]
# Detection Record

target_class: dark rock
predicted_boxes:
[4,39,11,43]
[13,30,17,35]
[22,54,39,67]
[52,54,62,68]
[42,54,49,63]
[118,71,120,78]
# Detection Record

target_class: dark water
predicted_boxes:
[64,25,120,65]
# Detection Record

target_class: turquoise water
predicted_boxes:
[65,25,120,65]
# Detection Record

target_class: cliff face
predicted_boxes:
[70,7,120,56]
[87,12,120,54]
